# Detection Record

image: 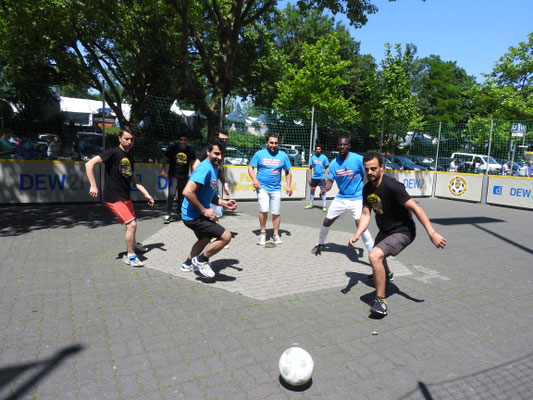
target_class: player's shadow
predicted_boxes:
[116,242,166,262]
[322,243,371,264]
[252,228,292,238]
[194,258,241,283]
[340,271,369,294]
[360,280,425,319]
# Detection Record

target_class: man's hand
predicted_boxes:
[286,186,293,196]
[203,208,217,219]
[89,185,98,198]
[224,183,231,197]
[348,234,360,248]
[429,232,446,249]
[161,170,167,178]
[146,195,154,206]
[224,199,237,211]
[252,179,261,190]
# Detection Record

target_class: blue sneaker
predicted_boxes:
[123,254,143,267]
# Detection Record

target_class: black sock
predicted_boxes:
[198,254,209,263]
[184,258,192,265]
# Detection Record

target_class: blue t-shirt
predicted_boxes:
[327,152,365,200]
[310,154,329,179]
[250,148,292,191]
[181,159,219,220]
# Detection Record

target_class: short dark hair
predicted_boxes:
[266,134,279,142]
[338,135,351,143]
[315,144,323,150]
[178,133,188,139]
[363,151,383,166]
[206,137,226,153]
[217,128,229,136]
[119,125,134,137]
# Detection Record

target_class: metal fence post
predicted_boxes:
[431,122,442,198]
[308,106,314,165]
[481,120,494,204]
[100,79,106,204]
[379,115,385,154]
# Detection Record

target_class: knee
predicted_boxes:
[368,248,384,265]
[126,219,137,231]
[221,231,232,243]
[323,218,334,227]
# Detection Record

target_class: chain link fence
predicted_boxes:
[1,83,532,174]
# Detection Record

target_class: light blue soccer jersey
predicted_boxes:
[327,152,365,200]
[181,159,218,220]
[250,148,292,191]
[310,154,329,179]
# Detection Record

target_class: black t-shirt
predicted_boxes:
[100,147,135,202]
[165,144,196,178]
[363,174,416,236]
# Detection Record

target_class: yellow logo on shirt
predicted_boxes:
[367,193,383,214]
[120,157,132,177]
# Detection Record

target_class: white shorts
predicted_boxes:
[257,189,281,215]
[326,198,363,220]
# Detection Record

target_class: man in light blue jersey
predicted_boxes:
[305,144,329,212]
[311,136,374,256]
[248,134,293,246]
[180,138,237,278]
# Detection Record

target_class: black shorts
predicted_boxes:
[310,178,325,188]
[374,231,415,257]
[183,217,225,240]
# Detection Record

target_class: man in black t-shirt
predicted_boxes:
[85,126,154,268]
[349,152,446,317]
[161,134,195,223]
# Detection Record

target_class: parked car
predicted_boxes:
[279,146,303,166]
[435,157,453,171]
[382,156,401,170]
[129,137,164,163]
[13,137,48,160]
[281,144,305,165]
[7,135,21,150]
[404,154,434,170]
[450,152,501,174]
[223,146,249,166]
[386,155,426,171]
[73,132,103,161]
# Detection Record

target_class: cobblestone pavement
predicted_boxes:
[0,198,532,399]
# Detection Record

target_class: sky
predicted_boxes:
[281,0,533,83]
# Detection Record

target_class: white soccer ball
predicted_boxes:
[279,347,314,386]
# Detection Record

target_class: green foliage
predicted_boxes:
[274,34,358,124]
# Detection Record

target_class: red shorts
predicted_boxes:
[106,200,136,225]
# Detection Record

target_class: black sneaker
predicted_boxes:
[311,244,325,256]
[367,271,394,282]
[370,298,388,316]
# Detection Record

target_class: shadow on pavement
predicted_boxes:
[398,352,533,400]
[0,344,84,400]
[0,203,161,237]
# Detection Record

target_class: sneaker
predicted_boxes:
[322,206,328,212]
[123,254,143,267]
[273,234,282,245]
[192,256,215,278]
[134,242,148,253]
[180,261,197,272]
[370,298,388,316]
[257,233,266,246]
[304,205,313,209]
[163,215,171,224]
[367,271,395,282]
[311,244,325,256]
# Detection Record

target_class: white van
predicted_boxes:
[450,152,501,174]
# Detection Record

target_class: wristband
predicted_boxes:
[224,183,229,187]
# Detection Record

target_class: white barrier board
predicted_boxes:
[435,172,483,202]
[384,170,434,197]
[487,176,533,209]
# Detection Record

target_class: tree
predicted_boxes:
[274,34,358,124]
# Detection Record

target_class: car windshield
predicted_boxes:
[482,156,498,164]
[396,156,416,165]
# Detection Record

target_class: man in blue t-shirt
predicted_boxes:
[305,144,329,212]
[180,138,237,278]
[311,136,374,256]
[248,134,292,246]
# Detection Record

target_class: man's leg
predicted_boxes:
[259,212,268,233]
[272,214,280,235]
[165,176,178,218]
[368,247,387,299]
[176,178,187,218]
[204,230,232,258]
[125,219,137,255]
[189,237,211,260]
[355,219,374,252]
[306,186,316,208]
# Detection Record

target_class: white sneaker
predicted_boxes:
[163,215,171,224]
[180,261,198,272]
[192,256,215,278]
[123,254,143,267]
[257,233,266,246]
[273,234,282,245]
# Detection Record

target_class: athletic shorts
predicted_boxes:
[326,198,363,220]
[374,231,414,257]
[257,189,281,215]
[106,200,135,225]
[310,178,325,189]
[183,216,226,240]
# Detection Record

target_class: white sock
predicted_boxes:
[309,194,314,206]
[322,194,327,207]
[318,225,330,244]
[127,253,136,259]
[361,230,374,251]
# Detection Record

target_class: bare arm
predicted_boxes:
[320,178,334,195]
[131,174,154,206]
[85,155,103,198]
[348,206,371,247]
[285,169,293,196]
[248,165,260,190]
[307,166,313,184]
[183,180,216,219]
[161,156,169,178]
[403,199,446,248]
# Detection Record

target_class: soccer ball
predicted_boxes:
[278,347,314,386]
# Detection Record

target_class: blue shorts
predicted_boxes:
[310,178,325,188]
